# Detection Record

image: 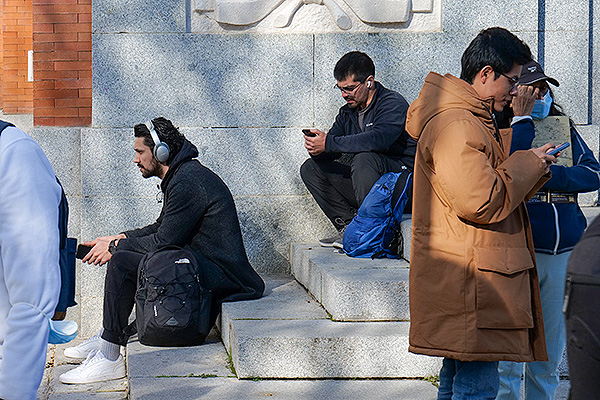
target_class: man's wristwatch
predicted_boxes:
[108,239,118,254]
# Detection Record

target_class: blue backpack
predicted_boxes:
[0,120,77,314]
[343,168,412,259]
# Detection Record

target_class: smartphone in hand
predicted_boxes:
[76,244,93,260]
[547,142,570,156]
[302,128,317,137]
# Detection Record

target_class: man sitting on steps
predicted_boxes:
[300,51,416,249]
[59,117,264,384]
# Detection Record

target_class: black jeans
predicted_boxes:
[101,250,144,346]
[300,152,409,231]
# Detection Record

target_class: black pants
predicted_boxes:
[300,152,409,231]
[101,250,144,346]
[564,216,600,400]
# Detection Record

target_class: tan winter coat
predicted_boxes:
[405,72,549,362]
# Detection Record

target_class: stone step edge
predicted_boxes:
[290,243,411,321]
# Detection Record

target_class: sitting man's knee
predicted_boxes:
[300,158,316,182]
[351,152,378,166]
[351,152,380,174]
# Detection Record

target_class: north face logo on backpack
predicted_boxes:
[174,258,191,264]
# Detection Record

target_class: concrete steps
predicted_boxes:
[220,276,440,379]
[218,216,443,379]
[290,244,410,321]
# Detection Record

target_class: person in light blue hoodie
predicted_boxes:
[0,121,62,400]
[496,61,600,400]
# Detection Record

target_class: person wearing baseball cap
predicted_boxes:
[496,61,600,400]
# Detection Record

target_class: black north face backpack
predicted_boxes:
[136,246,212,347]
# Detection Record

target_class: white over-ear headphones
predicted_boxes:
[145,120,170,163]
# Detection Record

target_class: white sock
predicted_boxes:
[100,339,121,361]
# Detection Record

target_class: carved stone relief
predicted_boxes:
[193,0,440,32]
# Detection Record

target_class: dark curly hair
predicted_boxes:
[133,117,184,165]
[333,51,375,83]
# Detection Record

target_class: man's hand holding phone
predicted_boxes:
[80,234,126,266]
[547,142,569,156]
[532,143,559,174]
[303,128,327,156]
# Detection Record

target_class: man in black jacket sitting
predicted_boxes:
[60,117,264,384]
[300,51,416,248]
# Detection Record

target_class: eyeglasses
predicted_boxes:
[498,72,519,91]
[334,81,364,95]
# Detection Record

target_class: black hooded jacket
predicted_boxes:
[117,139,264,319]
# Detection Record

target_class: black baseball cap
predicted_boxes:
[518,60,560,87]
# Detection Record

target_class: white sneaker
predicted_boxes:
[64,333,102,359]
[59,350,126,384]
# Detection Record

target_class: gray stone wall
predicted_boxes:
[27,0,599,335]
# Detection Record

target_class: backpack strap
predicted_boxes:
[391,168,412,211]
[0,120,16,135]
[56,178,69,249]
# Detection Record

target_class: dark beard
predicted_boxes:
[140,159,162,178]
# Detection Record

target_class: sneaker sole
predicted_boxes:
[64,347,100,360]
[319,241,335,247]
[59,369,126,384]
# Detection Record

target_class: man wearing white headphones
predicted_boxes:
[300,51,416,248]
[59,117,264,384]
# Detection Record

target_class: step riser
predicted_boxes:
[227,318,441,379]
[291,244,411,321]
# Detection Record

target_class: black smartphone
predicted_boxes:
[76,244,93,259]
[547,142,570,156]
[302,128,317,137]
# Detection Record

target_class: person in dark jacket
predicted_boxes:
[496,61,600,400]
[60,117,264,384]
[300,51,416,248]
[564,215,600,400]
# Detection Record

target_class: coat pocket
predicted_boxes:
[473,247,534,329]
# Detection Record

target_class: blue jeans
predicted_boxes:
[497,251,569,400]
[438,358,499,400]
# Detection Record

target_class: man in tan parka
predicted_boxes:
[406,27,557,399]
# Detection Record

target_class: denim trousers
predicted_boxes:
[438,358,499,400]
[496,251,570,400]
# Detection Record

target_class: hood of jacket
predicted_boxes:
[406,72,497,142]
[161,138,199,190]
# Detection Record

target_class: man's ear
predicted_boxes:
[478,65,494,85]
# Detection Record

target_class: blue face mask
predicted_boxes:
[48,319,78,344]
[531,90,553,120]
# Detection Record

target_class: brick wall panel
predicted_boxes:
[55,41,91,51]
[37,13,78,24]
[36,70,78,80]
[35,89,79,99]
[55,117,89,125]
[54,79,91,89]
[33,0,91,126]
[3,0,33,113]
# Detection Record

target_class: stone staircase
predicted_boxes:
[220,216,441,379]
[127,209,600,395]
